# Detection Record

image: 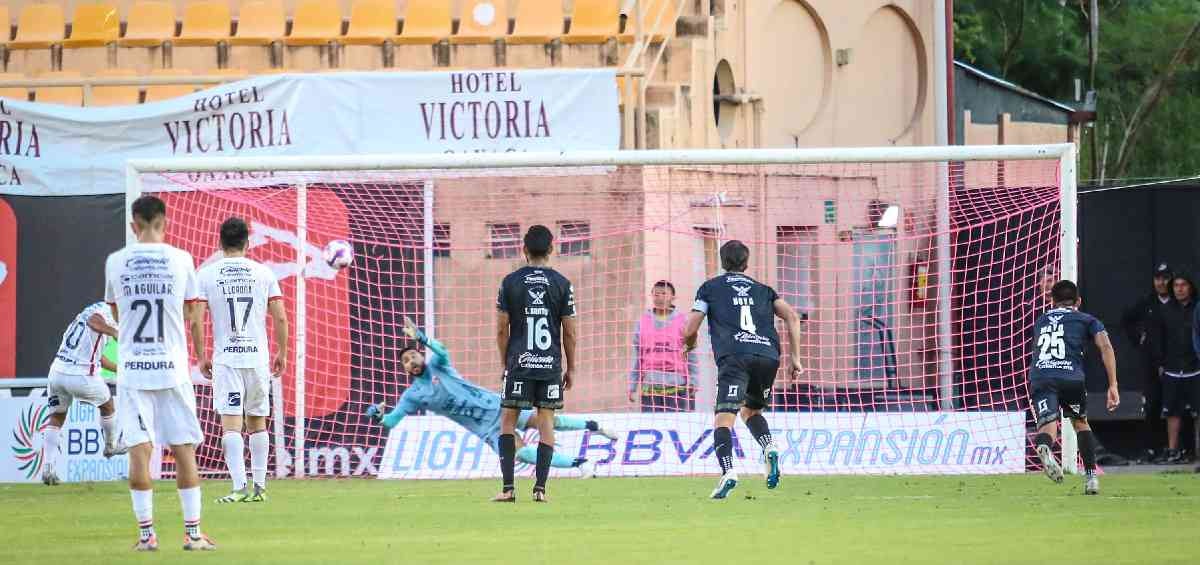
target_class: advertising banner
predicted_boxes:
[0,395,128,483]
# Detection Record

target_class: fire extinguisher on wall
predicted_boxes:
[909,250,931,310]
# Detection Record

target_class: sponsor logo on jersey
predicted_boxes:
[732,284,752,297]
[9,403,51,479]
[734,331,773,346]
[223,345,260,353]
[1048,314,1063,325]
[219,264,253,277]
[124,360,176,371]
[517,352,555,369]
[227,392,242,407]
[528,289,546,305]
[125,255,169,270]
[523,273,550,286]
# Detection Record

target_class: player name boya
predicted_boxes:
[733,297,755,306]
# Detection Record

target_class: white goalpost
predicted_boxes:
[125,143,1081,478]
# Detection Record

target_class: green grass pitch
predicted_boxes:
[2,473,1197,564]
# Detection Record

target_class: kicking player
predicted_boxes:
[1029,280,1120,495]
[683,240,805,499]
[105,195,214,551]
[365,319,615,477]
[41,301,124,486]
[495,225,578,502]
[193,217,288,504]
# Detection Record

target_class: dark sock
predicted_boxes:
[534,442,554,490]
[713,426,734,475]
[1034,432,1053,450]
[1077,430,1098,472]
[586,421,599,432]
[571,457,587,468]
[744,414,773,450]
[498,434,515,492]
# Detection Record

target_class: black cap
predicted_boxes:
[1154,263,1173,278]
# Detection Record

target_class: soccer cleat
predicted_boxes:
[182,533,217,551]
[41,469,59,486]
[1036,444,1064,484]
[246,484,267,502]
[593,424,619,442]
[531,489,549,503]
[764,446,781,490]
[577,460,596,480]
[1163,449,1186,465]
[216,488,249,504]
[1084,472,1100,495]
[710,472,739,499]
[491,490,516,503]
[132,535,158,552]
[103,441,128,459]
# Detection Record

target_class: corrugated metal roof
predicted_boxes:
[955,61,1077,113]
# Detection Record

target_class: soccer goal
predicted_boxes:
[125,144,1079,480]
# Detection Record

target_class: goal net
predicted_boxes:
[127,145,1076,479]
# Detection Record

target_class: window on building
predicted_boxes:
[694,227,720,278]
[776,226,816,317]
[558,221,591,257]
[433,223,451,258]
[488,223,520,259]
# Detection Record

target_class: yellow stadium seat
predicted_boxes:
[34,71,84,106]
[9,4,66,50]
[0,7,10,43]
[177,1,233,46]
[564,0,618,44]
[509,0,562,45]
[62,3,120,48]
[396,0,451,44]
[0,73,29,101]
[119,2,177,47]
[344,0,398,45]
[452,1,508,45]
[285,0,343,46]
[230,0,285,46]
[90,68,140,106]
[619,0,676,43]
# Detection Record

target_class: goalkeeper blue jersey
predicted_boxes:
[382,332,502,447]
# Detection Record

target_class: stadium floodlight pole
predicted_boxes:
[1059,143,1081,474]
[295,181,308,478]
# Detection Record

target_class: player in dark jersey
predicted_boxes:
[1029,280,1119,495]
[683,240,804,499]
[493,225,577,503]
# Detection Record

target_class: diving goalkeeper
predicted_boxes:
[366,319,617,477]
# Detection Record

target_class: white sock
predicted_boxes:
[178,486,202,538]
[130,489,154,541]
[221,431,247,491]
[42,426,60,472]
[100,414,118,449]
[248,431,269,488]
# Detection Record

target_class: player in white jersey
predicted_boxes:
[104,195,215,552]
[41,301,123,486]
[192,217,288,504]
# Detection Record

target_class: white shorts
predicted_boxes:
[117,382,205,448]
[212,365,271,417]
[47,370,112,414]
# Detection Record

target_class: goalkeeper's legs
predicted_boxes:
[1072,418,1100,495]
[542,413,618,441]
[516,445,588,469]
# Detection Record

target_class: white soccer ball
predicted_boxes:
[323,239,354,270]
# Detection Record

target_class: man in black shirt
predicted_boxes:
[683,240,804,499]
[1158,275,1198,464]
[1120,263,1172,460]
[493,225,577,502]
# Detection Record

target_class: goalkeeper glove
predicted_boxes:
[365,403,387,423]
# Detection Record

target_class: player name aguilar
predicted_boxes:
[518,352,555,369]
[123,282,174,295]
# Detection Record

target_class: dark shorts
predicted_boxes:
[715,354,779,413]
[501,371,564,410]
[1161,376,1198,418]
[1031,377,1087,427]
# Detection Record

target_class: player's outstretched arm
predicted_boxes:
[189,301,211,378]
[404,317,450,367]
[774,298,805,375]
[269,298,289,377]
[1094,331,1120,411]
[87,312,118,338]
